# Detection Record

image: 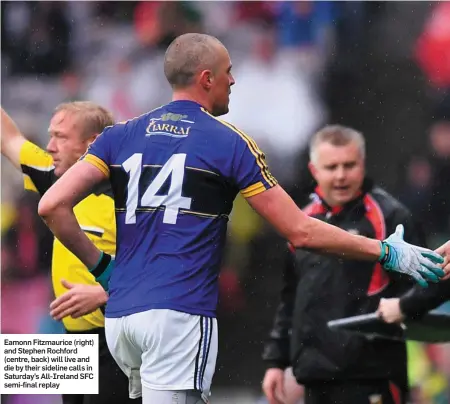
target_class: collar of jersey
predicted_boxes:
[168,100,204,110]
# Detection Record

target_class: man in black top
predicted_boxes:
[262,125,424,404]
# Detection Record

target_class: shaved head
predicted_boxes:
[164,33,225,89]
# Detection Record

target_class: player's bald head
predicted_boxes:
[164,33,226,89]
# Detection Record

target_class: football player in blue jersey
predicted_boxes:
[38,33,446,404]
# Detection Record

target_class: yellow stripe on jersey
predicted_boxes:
[83,154,110,177]
[23,175,38,192]
[227,122,277,187]
[115,207,229,219]
[241,181,267,198]
[20,140,54,170]
[200,108,277,187]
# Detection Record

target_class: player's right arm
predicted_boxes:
[1,107,27,169]
[248,183,445,286]
[227,124,444,286]
[249,185,382,259]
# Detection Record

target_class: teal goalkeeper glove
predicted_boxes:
[378,224,444,288]
[89,252,115,291]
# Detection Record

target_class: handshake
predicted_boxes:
[376,230,450,324]
[377,224,447,287]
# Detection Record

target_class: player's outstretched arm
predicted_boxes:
[1,107,27,169]
[247,185,445,287]
[38,160,113,289]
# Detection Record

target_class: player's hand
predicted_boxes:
[50,280,108,320]
[379,225,444,287]
[435,240,450,280]
[377,298,404,323]
[262,368,285,404]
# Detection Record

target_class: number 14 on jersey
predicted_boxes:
[122,153,192,225]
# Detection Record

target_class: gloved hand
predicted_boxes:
[89,252,115,291]
[379,224,444,288]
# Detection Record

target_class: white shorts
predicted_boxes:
[105,309,218,400]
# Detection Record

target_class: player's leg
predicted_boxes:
[84,328,142,404]
[141,388,207,404]
[128,309,218,401]
[104,316,143,400]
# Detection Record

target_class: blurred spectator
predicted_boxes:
[272,1,335,50]
[426,93,450,239]
[234,1,274,25]
[1,192,53,335]
[2,2,72,76]
[133,1,203,50]
[415,2,450,89]
[95,1,137,23]
[86,58,141,122]
[1,193,52,281]
[398,156,433,227]
[407,342,449,404]
[224,24,326,186]
[60,71,83,102]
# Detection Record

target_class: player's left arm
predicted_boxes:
[38,160,107,269]
[39,125,118,289]
[49,196,116,319]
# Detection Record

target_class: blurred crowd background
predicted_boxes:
[2,1,450,403]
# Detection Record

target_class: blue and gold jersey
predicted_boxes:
[83,100,277,318]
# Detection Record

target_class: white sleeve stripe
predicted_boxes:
[26,164,55,172]
[80,225,105,235]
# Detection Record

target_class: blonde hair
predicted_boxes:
[53,101,114,139]
[309,125,365,164]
